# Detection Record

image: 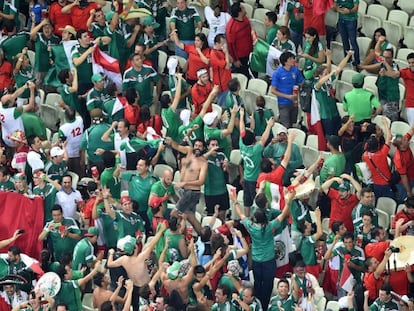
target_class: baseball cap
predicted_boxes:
[59,25,76,36]
[180,109,191,126]
[167,261,181,280]
[197,68,208,79]
[50,146,64,157]
[85,226,99,237]
[120,196,132,204]
[123,237,137,255]
[277,125,288,134]
[203,111,218,126]
[352,73,364,85]
[167,57,178,75]
[91,73,104,83]
[143,16,160,29]
[105,11,114,22]
[338,181,351,191]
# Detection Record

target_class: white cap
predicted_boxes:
[338,296,349,309]
[167,57,178,75]
[197,68,208,78]
[203,111,218,126]
[180,109,191,126]
[50,146,64,157]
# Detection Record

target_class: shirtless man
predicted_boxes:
[160,238,197,304]
[165,137,208,234]
[107,223,166,311]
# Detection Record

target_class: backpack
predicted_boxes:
[299,80,313,113]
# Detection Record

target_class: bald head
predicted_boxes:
[163,170,173,186]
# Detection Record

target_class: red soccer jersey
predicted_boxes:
[49,2,73,37]
[364,271,384,301]
[210,49,232,92]
[184,45,211,81]
[394,133,414,181]
[328,189,358,233]
[391,208,414,235]
[400,68,414,108]
[225,16,253,61]
[363,144,391,186]
[191,81,213,117]
[71,3,99,31]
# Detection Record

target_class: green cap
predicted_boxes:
[167,261,181,280]
[352,73,364,85]
[91,73,104,83]
[338,181,351,191]
[123,237,137,255]
[105,11,114,21]
[85,226,99,236]
[143,16,160,29]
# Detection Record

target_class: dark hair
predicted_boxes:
[139,284,151,299]
[280,51,295,66]
[27,135,38,147]
[106,82,117,97]
[214,34,225,44]
[331,221,343,234]
[56,264,68,280]
[195,33,208,50]
[341,115,350,124]
[119,119,130,129]
[230,2,241,18]
[342,231,354,242]
[242,129,255,146]
[56,303,68,310]
[194,139,205,149]
[405,197,414,209]
[169,217,179,231]
[8,245,21,256]
[64,107,76,121]
[87,181,98,192]
[59,253,73,266]
[62,174,72,182]
[407,52,414,61]
[101,301,112,311]
[305,27,320,57]
[58,69,70,84]
[297,220,307,234]
[93,271,105,287]
[365,256,376,269]
[206,138,219,147]
[383,48,394,57]
[217,284,231,298]
[277,278,290,289]
[326,135,340,151]
[256,96,266,123]
[369,28,386,51]
[366,135,379,152]
[362,210,373,218]
[160,94,171,109]
[265,11,277,24]
[380,284,393,295]
[211,233,225,255]
[361,187,373,197]
[228,78,240,93]
[102,151,115,168]
[278,26,291,39]
[260,158,273,173]
[135,43,146,51]
[194,265,206,274]
[371,227,384,240]
[0,166,9,176]
[139,106,151,122]
[52,204,63,214]
[314,64,327,77]
[200,226,212,242]
[254,193,268,209]
[3,19,16,32]
[253,208,268,235]
[130,52,142,61]
[125,88,139,105]
[76,29,88,40]
[40,249,51,272]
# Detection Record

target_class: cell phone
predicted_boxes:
[216,148,224,153]
[17,229,25,234]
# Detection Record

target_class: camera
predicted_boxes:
[17,229,25,234]
[59,135,67,142]
[389,246,400,253]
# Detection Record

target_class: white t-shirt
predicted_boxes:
[59,116,84,158]
[0,106,23,147]
[113,132,129,168]
[204,7,231,48]
[56,188,82,221]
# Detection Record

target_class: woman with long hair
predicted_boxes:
[300,27,325,80]
[232,189,294,309]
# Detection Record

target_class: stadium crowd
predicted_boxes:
[0,0,414,310]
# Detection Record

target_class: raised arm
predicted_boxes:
[141,223,167,257]
[260,117,275,147]
[280,132,296,168]
[170,72,183,112]
[101,121,117,142]
[78,260,101,287]
[0,230,22,249]
[221,105,238,137]
[169,30,184,50]
[320,177,342,195]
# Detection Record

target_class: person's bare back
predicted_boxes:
[122,254,150,286]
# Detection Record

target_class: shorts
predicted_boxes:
[243,180,257,207]
[176,189,201,214]
[205,193,230,215]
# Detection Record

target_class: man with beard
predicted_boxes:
[165,137,208,235]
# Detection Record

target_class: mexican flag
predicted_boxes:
[306,89,327,151]
[339,254,354,292]
[250,38,282,77]
[92,46,122,91]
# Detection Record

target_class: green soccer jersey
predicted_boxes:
[22,112,47,139]
[80,123,114,163]
[369,298,399,311]
[61,84,83,115]
[148,180,175,219]
[342,88,381,122]
[300,235,317,265]
[287,1,304,34]
[103,97,124,122]
[211,301,239,311]
[161,107,180,142]
[91,22,109,52]
[314,76,339,120]
[97,203,118,248]
[335,0,358,21]
[72,238,95,270]
[71,44,93,85]
[376,63,400,101]
[170,6,201,41]
[205,153,228,196]
[34,33,60,72]
[138,33,160,67]
[266,24,279,45]
[137,0,168,38]
[332,244,365,282]
[104,23,130,67]
[45,160,68,183]
[122,65,159,106]
[352,203,378,229]
[303,40,323,69]
[272,39,296,54]
[121,171,158,212]
[178,115,203,144]
[290,199,312,233]
[15,66,34,99]
[100,157,121,200]
[86,87,108,111]
[319,153,346,185]
[43,218,81,261]
[115,210,145,239]
[164,229,185,262]
[168,75,189,109]
[204,126,231,158]
[0,179,14,191]
[239,138,263,182]
[55,280,82,311]
[268,294,295,311]
[33,183,58,222]
[253,108,274,137]
[0,33,29,62]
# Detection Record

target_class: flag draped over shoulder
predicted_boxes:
[93,46,122,91]
[250,39,282,77]
[306,89,327,151]
[0,192,44,260]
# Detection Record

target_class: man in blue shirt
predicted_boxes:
[271,51,304,128]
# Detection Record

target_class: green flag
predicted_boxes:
[45,40,77,88]
[250,38,282,76]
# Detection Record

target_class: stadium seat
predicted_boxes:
[287,128,306,149]
[394,59,408,70]
[240,89,260,115]
[317,297,327,311]
[397,48,414,61]
[191,2,205,22]
[387,9,409,30]
[230,149,241,165]
[247,78,268,96]
[358,0,368,28]
[158,50,168,75]
[301,146,319,168]
[330,41,344,65]
[201,216,222,230]
[253,8,270,21]
[306,134,318,150]
[340,69,357,84]
[212,104,222,118]
[377,209,390,231]
[82,293,97,311]
[261,0,277,11]
[336,102,348,119]
[263,95,279,120]
[379,0,395,9]
[67,171,79,190]
[398,0,414,15]
[39,104,60,132]
[404,26,414,49]
[335,80,353,102]
[271,122,288,138]
[356,37,372,62]
[27,50,35,68]
[367,4,388,20]
[376,197,397,223]
[326,301,340,311]
[382,20,402,46]
[243,3,254,19]
[399,83,406,110]
[363,76,378,94]
[361,15,382,38]
[250,19,266,40]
